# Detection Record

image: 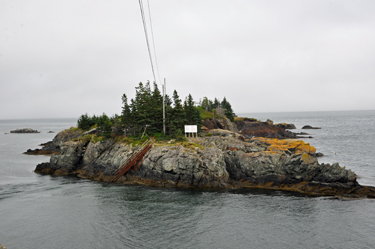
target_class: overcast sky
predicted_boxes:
[1,0,375,119]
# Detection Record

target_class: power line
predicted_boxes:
[138,0,157,84]
[146,0,162,85]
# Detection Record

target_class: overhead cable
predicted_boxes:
[146,0,162,85]
[138,0,157,84]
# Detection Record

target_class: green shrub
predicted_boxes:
[72,134,93,142]
[200,110,214,120]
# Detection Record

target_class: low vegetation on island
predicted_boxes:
[76,81,236,142]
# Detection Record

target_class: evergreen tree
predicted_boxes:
[221,97,235,122]
[171,90,186,135]
[164,94,173,135]
[111,114,123,136]
[200,97,211,112]
[77,113,90,130]
[134,82,152,136]
[212,97,220,110]
[149,82,163,134]
[129,98,138,136]
[97,113,112,137]
[194,108,203,133]
[77,113,96,130]
[185,94,196,124]
[121,94,132,137]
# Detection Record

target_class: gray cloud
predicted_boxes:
[1,0,374,119]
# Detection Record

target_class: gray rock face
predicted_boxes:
[25,128,83,155]
[131,145,230,188]
[202,117,239,133]
[49,141,86,173]
[82,140,132,176]
[36,130,358,192]
[224,151,356,186]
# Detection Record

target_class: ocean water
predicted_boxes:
[0,112,374,249]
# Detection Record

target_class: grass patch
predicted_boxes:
[91,135,108,143]
[68,127,80,132]
[72,134,93,142]
[181,141,205,150]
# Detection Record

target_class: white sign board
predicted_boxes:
[184,125,197,133]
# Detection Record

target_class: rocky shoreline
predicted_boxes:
[23,127,83,155]
[33,125,375,198]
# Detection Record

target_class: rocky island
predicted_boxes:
[10,128,40,133]
[34,118,375,199]
[32,82,375,198]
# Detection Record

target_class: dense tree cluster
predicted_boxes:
[120,82,203,138]
[198,96,236,122]
[77,82,235,139]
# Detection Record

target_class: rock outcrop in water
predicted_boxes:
[34,127,375,198]
[10,128,40,133]
[302,125,321,129]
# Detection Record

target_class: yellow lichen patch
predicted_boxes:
[302,153,311,164]
[301,153,318,164]
[252,137,316,154]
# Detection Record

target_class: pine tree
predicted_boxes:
[200,97,211,112]
[164,93,173,135]
[194,108,203,133]
[129,98,138,136]
[77,113,97,130]
[149,82,163,134]
[185,94,196,124]
[171,90,186,135]
[212,97,220,109]
[221,97,235,122]
[97,113,112,137]
[111,114,123,136]
[121,94,132,137]
[134,82,152,136]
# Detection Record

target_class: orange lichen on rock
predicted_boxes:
[252,137,316,154]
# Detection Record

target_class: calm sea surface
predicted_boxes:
[0,112,374,249]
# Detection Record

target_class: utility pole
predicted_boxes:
[163,78,166,136]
